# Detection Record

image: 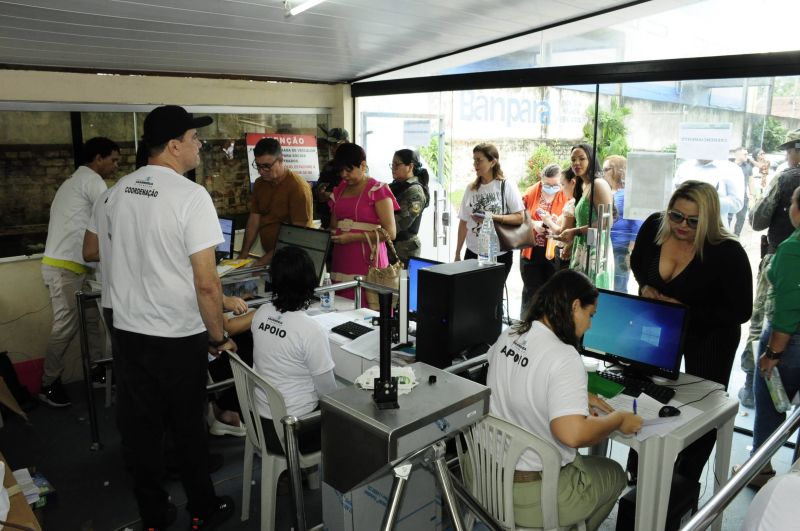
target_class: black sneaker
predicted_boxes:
[188,496,234,530]
[38,379,71,407]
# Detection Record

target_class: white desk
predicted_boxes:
[309,302,380,383]
[606,374,738,531]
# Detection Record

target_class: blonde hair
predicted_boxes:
[470,143,505,191]
[655,180,736,260]
[604,155,626,190]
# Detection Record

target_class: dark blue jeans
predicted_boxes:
[753,322,800,453]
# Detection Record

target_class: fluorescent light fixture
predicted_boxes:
[285,0,327,16]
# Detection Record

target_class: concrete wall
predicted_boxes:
[0,69,348,384]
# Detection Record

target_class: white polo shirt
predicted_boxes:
[487,321,589,470]
[43,165,108,265]
[106,165,223,337]
[87,187,113,308]
[251,302,334,419]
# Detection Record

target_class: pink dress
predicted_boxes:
[329,177,399,301]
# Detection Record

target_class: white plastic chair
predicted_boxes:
[228,352,322,530]
[456,414,588,531]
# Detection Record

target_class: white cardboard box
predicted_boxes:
[323,466,442,531]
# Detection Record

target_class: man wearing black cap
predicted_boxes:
[739,129,800,408]
[105,105,235,529]
[313,126,349,229]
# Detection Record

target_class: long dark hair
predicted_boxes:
[270,247,318,313]
[515,269,598,347]
[562,167,583,203]
[394,148,430,206]
[571,143,599,182]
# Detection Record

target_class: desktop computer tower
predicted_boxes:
[415,259,505,369]
[616,473,699,531]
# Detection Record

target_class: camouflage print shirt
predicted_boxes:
[391,178,428,261]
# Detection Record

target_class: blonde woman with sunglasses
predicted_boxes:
[628,180,752,486]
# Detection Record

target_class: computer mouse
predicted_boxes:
[658,405,681,418]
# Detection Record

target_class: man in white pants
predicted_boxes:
[39,137,119,407]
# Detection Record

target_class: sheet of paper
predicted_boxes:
[340,329,380,360]
[605,393,703,440]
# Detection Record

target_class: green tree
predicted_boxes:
[751,117,788,153]
[583,98,631,163]
[418,135,453,190]
[521,144,558,191]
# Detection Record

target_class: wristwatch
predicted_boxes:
[209,330,229,348]
[764,346,783,360]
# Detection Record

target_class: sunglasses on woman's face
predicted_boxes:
[667,209,699,229]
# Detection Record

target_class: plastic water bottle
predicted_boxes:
[320,272,334,311]
[478,216,498,265]
[765,366,791,413]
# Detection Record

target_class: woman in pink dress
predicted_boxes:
[329,143,399,302]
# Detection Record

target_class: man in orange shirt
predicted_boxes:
[239,138,313,266]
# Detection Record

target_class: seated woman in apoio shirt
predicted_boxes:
[487,269,642,530]
[250,246,337,454]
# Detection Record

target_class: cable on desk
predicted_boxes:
[678,388,726,409]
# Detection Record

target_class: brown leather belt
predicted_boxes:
[513,470,542,483]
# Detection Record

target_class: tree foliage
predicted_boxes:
[418,135,453,189]
[583,98,631,163]
[521,144,559,191]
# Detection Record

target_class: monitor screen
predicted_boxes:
[217,217,235,259]
[274,224,331,284]
[408,257,442,315]
[581,289,688,380]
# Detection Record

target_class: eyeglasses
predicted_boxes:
[389,162,408,170]
[473,158,488,166]
[667,210,699,229]
[252,158,281,171]
[602,167,612,172]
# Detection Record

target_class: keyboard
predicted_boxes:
[331,321,373,340]
[597,370,676,405]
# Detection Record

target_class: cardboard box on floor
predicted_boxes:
[0,376,27,427]
[322,466,442,531]
[1,452,42,531]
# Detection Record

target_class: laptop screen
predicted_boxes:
[216,217,235,259]
[581,289,688,380]
[274,224,332,284]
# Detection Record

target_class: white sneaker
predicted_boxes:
[209,418,246,437]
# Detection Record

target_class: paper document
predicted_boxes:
[340,329,380,360]
[605,393,703,441]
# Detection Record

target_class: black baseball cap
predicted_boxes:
[143,105,213,145]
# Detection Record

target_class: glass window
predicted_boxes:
[0,110,74,257]
[361,0,800,82]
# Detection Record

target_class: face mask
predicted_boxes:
[542,184,560,195]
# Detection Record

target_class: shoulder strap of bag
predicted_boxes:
[364,230,379,265]
[377,227,400,265]
[501,180,507,215]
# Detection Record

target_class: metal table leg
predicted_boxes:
[77,290,102,451]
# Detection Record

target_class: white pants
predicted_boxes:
[41,264,104,386]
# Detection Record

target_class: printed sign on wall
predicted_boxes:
[246,133,320,184]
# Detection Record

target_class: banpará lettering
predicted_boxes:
[459,91,551,127]
[257,322,286,337]
[124,186,159,198]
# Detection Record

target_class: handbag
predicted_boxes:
[364,228,401,311]
[493,180,537,251]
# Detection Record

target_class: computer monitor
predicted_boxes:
[581,289,688,380]
[216,217,235,260]
[407,257,442,316]
[274,223,331,284]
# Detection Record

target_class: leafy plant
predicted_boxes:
[418,135,453,190]
[583,98,631,163]
[521,144,558,191]
[750,117,788,153]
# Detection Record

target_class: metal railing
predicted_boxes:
[680,405,800,531]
